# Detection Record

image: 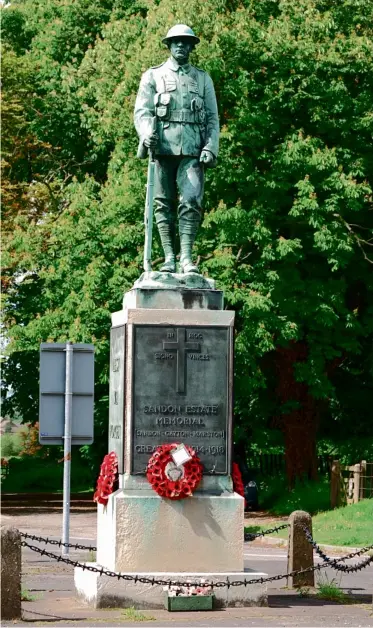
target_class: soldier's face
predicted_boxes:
[169,38,194,64]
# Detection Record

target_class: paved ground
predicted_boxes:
[2,510,373,627]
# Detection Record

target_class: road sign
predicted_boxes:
[39,342,95,556]
[39,343,94,445]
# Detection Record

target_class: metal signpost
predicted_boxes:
[62,343,73,558]
[39,343,94,556]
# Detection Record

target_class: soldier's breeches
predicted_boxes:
[154,156,204,235]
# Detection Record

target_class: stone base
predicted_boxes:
[75,567,268,609]
[134,271,216,291]
[123,286,223,311]
[96,490,244,573]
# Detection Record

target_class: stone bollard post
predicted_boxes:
[1,526,22,619]
[287,510,314,588]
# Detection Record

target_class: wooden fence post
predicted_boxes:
[330,460,341,509]
[287,511,314,588]
[353,463,361,504]
[360,460,367,500]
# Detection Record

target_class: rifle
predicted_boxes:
[143,116,157,272]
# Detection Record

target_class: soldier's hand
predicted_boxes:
[200,150,214,166]
[144,132,158,148]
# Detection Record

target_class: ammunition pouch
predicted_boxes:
[156,105,169,119]
[154,92,171,120]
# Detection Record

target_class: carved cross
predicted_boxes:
[163,328,201,393]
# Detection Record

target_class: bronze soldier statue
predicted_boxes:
[134,24,219,274]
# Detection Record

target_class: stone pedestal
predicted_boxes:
[97,490,243,572]
[76,284,267,607]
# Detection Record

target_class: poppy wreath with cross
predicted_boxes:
[146,443,203,500]
[93,451,118,506]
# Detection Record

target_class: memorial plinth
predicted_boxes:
[103,291,242,573]
[75,286,267,608]
[109,305,233,480]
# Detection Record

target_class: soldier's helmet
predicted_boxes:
[162,24,200,45]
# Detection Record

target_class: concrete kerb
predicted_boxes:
[253,534,367,555]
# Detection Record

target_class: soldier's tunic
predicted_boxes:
[134,57,219,234]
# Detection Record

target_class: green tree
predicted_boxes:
[2,0,373,483]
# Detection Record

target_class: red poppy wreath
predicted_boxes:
[146,443,203,500]
[93,451,118,506]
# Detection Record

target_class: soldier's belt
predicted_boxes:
[167,110,203,123]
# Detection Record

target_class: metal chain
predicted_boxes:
[244,523,288,541]
[302,527,373,572]
[20,529,373,575]
[21,540,373,588]
[20,532,97,552]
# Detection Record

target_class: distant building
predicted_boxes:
[0,418,21,434]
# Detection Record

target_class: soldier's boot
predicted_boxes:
[180,232,199,274]
[158,223,176,273]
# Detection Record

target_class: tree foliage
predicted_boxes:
[2,0,373,481]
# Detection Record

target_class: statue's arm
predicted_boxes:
[203,74,219,158]
[134,70,156,145]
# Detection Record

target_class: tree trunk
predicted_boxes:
[274,343,318,488]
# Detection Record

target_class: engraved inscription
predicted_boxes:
[108,325,125,474]
[155,353,174,360]
[109,425,121,439]
[143,404,218,415]
[163,328,201,393]
[155,417,205,426]
[134,444,226,455]
[132,326,230,474]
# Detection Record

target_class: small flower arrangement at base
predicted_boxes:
[164,580,214,611]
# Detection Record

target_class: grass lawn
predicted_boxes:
[245,499,373,547]
[311,499,373,547]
